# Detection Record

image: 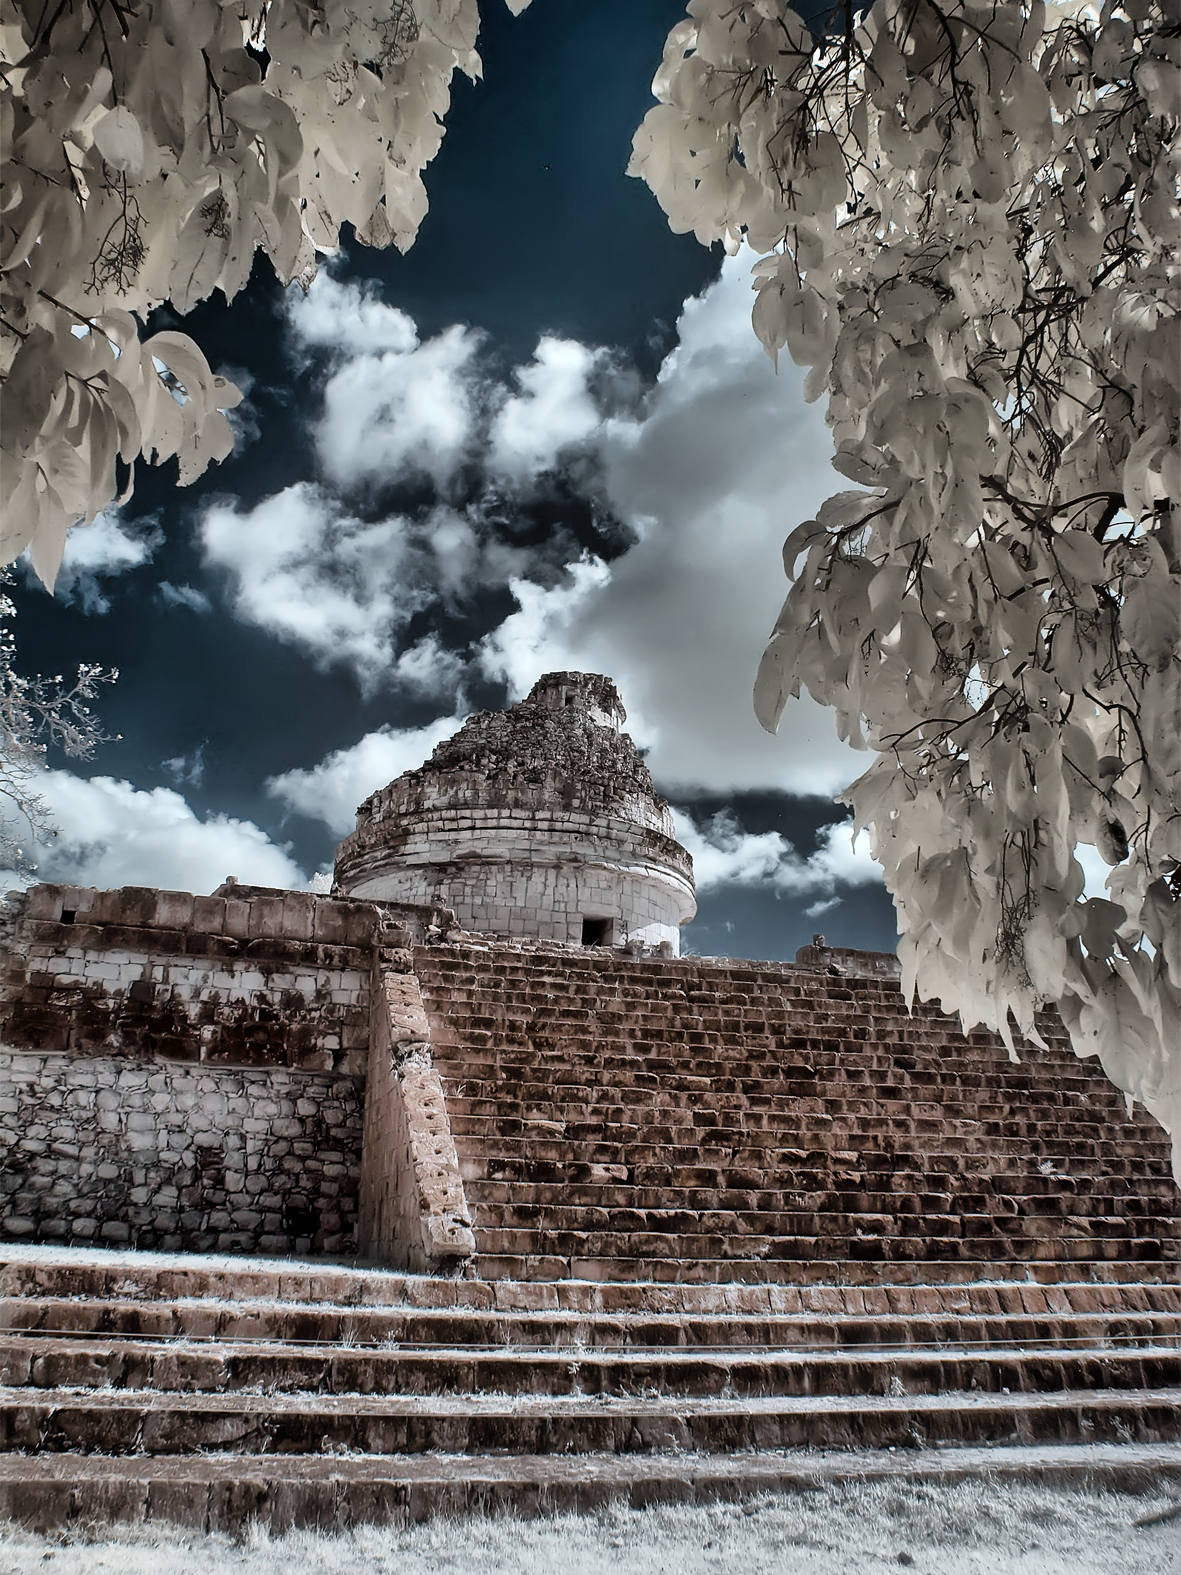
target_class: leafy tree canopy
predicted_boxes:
[2,0,1177,1167]
[631,0,1180,1165]
[0,0,530,584]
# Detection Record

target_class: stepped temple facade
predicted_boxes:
[0,672,1177,1530]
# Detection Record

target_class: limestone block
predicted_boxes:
[191,897,227,935]
[24,887,65,920]
[152,891,195,931]
[279,893,315,942]
[382,974,431,1043]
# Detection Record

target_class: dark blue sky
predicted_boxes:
[12,0,898,962]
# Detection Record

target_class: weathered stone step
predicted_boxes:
[4,1245,1174,1306]
[461,1179,1181,1213]
[449,1131,1175,1169]
[464,1154,1174,1187]
[428,1003,1059,1035]
[470,1250,1179,1286]
[4,1337,1176,1399]
[467,1200,1177,1236]
[435,1059,1102,1092]
[462,1225,1177,1262]
[465,1227,1173,1269]
[439,1068,1129,1099]
[5,1441,1179,1533]
[4,1385,1179,1457]
[5,1295,1176,1351]
[438,1070,1138,1108]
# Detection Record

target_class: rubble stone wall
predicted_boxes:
[0,884,376,1253]
[0,1050,363,1254]
[357,954,474,1269]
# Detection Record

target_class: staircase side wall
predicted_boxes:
[357,951,474,1270]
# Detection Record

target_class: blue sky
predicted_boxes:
[11,0,897,961]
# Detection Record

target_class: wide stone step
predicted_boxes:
[438,1074,1135,1111]
[439,1074,1130,1104]
[4,1385,1179,1457]
[5,1247,1173,1307]
[448,1132,1176,1170]
[462,1155,1174,1187]
[5,1295,1177,1351]
[5,1441,1179,1533]
[469,1250,1179,1285]
[462,1179,1179,1213]
[4,1337,1176,1399]
[467,1200,1176,1235]
[464,1214,992,1247]
[461,1243,1178,1281]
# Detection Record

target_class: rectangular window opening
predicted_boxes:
[581,917,610,947]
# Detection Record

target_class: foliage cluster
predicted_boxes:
[0,0,525,584]
[631,0,1180,1149]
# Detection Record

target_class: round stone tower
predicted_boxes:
[333,672,696,952]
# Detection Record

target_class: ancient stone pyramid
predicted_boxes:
[1,675,1177,1529]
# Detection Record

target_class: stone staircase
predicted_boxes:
[2,940,1178,1532]
[0,1248,1178,1532]
[416,946,1180,1285]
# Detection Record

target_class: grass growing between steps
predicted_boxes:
[2,1481,1180,1575]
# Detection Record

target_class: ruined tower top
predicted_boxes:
[525,671,627,730]
[332,672,695,952]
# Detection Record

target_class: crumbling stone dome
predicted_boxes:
[333,672,696,951]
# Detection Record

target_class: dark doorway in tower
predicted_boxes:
[582,918,612,947]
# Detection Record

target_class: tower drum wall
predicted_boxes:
[337,807,694,948]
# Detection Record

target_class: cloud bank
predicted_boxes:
[267,714,466,838]
[7,774,305,895]
[478,255,860,798]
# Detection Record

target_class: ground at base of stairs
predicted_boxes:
[2,1475,1180,1575]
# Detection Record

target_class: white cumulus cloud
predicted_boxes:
[159,581,211,613]
[199,484,429,690]
[199,485,543,694]
[9,773,305,894]
[267,715,466,838]
[479,249,863,799]
[674,810,881,900]
[48,512,161,614]
[288,273,482,493]
[488,336,603,480]
[287,272,419,358]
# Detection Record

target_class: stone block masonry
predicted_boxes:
[2,877,1177,1280]
[335,672,696,954]
[414,941,1180,1285]
[0,1053,362,1255]
[0,883,376,1072]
